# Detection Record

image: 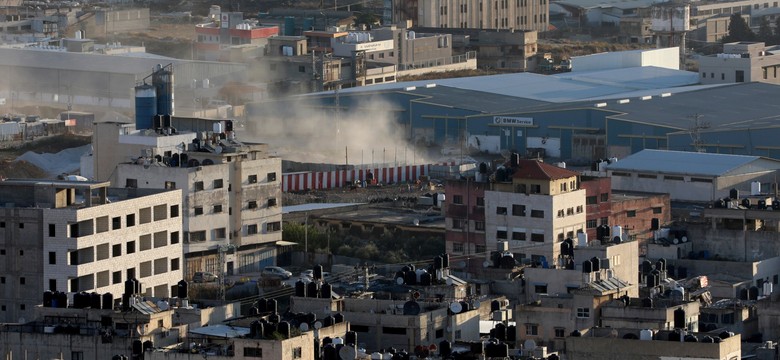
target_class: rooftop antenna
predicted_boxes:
[688,114,710,153]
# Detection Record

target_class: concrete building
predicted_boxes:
[87,115,284,280]
[0,179,183,323]
[605,150,780,203]
[415,27,538,71]
[564,328,741,360]
[392,0,549,32]
[68,8,151,38]
[194,10,279,62]
[698,42,780,84]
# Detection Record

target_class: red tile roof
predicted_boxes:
[511,159,579,181]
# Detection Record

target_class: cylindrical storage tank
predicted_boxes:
[333,313,345,323]
[345,331,357,345]
[582,260,592,273]
[307,281,320,298]
[102,293,114,310]
[730,188,739,199]
[434,255,443,269]
[132,278,141,294]
[668,330,681,342]
[612,225,622,240]
[284,16,295,36]
[494,323,506,340]
[266,299,278,314]
[420,272,432,286]
[642,297,653,308]
[303,17,314,31]
[656,258,666,271]
[749,286,759,300]
[441,253,450,268]
[684,334,699,342]
[323,315,334,327]
[268,313,281,324]
[152,65,174,116]
[90,292,101,309]
[134,84,157,130]
[673,308,686,329]
[132,340,143,355]
[277,321,291,339]
[323,344,337,360]
[263,320,275,338]
[640,329,653,340]
[124,279,136,296]
[295,280,307,297]
[177,280,188,299]
[250,320,261,338]
[590,257,600,272]
[213,121,223,134]
[752,181,761,195]
[332,337,344,345]
[506,325,517,341]
[404,271,417,285]
[647,274,657,288]
[415,269,427,283]
[321,282,332,299]
[43,291,53,307]
[642,260,653,274]
[314,265,324,280]
[256,298,267,312]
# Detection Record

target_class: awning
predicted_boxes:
[276,241,298,246]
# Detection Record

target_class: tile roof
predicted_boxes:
[511,159,580,181]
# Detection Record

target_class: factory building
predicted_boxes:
[249,49,780,163]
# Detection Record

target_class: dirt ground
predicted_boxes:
[0,134,91,179]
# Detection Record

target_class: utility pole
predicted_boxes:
[218,244,236,301]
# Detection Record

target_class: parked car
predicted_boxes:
[262,266,293,280]
[300,269,331,280]
[192,272,218,283]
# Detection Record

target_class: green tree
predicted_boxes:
[757,18,773,42]
[722,13,756,43]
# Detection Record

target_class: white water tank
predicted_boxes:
[612,225,623,240]
[751,181,761,195]
[213,121,223,134]
[576,232,588,247]
[640,329,653,340]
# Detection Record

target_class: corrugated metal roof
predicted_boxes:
[605,149,776,177]
[0,47,181,75]
[190,325,250,338]
[132,301,163,315]
[554,0,664,10]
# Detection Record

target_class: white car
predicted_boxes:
[262,266,292,280]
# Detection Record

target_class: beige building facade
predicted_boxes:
[394,0,549,32]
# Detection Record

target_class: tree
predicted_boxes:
[722,13,756,43]
[757,18,773,42]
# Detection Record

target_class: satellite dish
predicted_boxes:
[403,301,421,315]
[396,276,405,285]
[483,260,492,268]
[314,321,323,329]
[446,277,453,286]
[449,302,463,314]
[339,345,357,360]
[412,218,420,226]
[136,324,145,336]
[157,300,170,311]
[214,145,223,154]
[299,323,310,332]
[471,300,481,309]
[524,339,537,351]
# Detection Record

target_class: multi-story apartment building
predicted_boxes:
[698,42,780,85]
[0,179,183,323]
[194,8,279,62]
[393,0,549,32]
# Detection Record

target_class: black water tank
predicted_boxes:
[439,340,452,357]
[90,292,101,309]
[684,334,699,342]
[404,271,417,285]
[656,258,666,271]
[485,343,509,357]
[742,198,751,208]
[730,188,739,199]
[491,300,501,312]
[268,313,281,324]
[266,299,278,313]
[277,321,291,339]
[647,274,657,288]
[582,260,592,273]
[507,325,517,341]
[250,320,262,338]
[323,315,335,327]
[333,313,345,323]
[642,260,653,274]
[668,330,681,342]
[321,282,332,299]
[494,323,507,341]
[345,331,357,345]
[256,298,267,312]
[441,253,450,268]
[479,162,488,173]
[177,280,188,298]
[420,272,432,286]
[102,293,114,310]
[749,286,759,300]
[642,297,653,308]
[295,280,307,297]
[314,338,321,360]
[132,339,143,355]
[43,291,53,307]
[314,264,324,280]
[124,279,135,295]
[263,320,275,338]
[307,281,320,298]
[323,344,337,360]
[571,330,582,337]
[674,308,686,329]
[590,257,600,272]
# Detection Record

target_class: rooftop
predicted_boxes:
[605,149,780,177]
[512,159,580,181]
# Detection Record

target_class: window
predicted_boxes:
[248,175,258,184]
[71,351,84,360]
[383,327,407,335]
[531,210,544,218]
[298,65,306,72]
[476,197,485,206]
[193,181,204,191]
[164,181,176,190]
[268,172,277,182]
[555,328,565,337]
[557,209,565,218]
[627,210,637,217]
[600,193,609,202]
[653,207,662,214]
[268,198,277,207]
[171,231,180,244]
[721,313,735,324]
[476,245,486,254]
[213,179,223,189]
[140,234,152,251]
[170,205,179,218]
[125,179,138,188]
[587,219,597,228]
[512,231,526,241]
[49,251,56,264]
[154,231,167,248]
[512,204,526,216]
[127,268,135,280]
[247,224,258,235]
[534,284,547,293]
[154,258,167,275]
[140,261,152,278]
[194,207,204,216]
[214,204,223,213]
[49,279,56,291]
[215,228,226,239]
[664,175,684,181]
[586,196,597,205]
[127,241,136,254]
[113,271,122,284]
[49,224,56,237]
[453,242,464,253]
[96,243,109,260]
[577,308,590,318]
[453,195,464,204]
[497,230,508,239]
[267,221,281,232]
[496,206,508,215]
[601,217,609,226]
[531,233,544,242]
[171,258,180,271]
[112,217,121,230]
[244,348,263,357]
[189,231,207,242]
[293,347,303,359]
[526,324,538,336]
[20,277,25,285]
[576,205,583,213]
[530,184,541,193]
[453,219,466,229]
[248,201,257,209]
[475,221,485,231]
[127,214,135,227]
[140,207,152,224]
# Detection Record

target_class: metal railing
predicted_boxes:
[398,51,477,71]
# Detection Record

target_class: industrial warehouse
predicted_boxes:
[250,48,780,164]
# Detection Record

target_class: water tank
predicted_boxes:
[494,323,506,340]
[284,16,296,36]
[332,337,344,345]
[420,272,432,286]
[333,313,344,323]
[640,329,653,340]
[439,340,452,357]
[277,321,291,339]
[323,344,337,360]
[266,298,277,313]
[268,313,281,324]
[323,315,335,327]
[213,121,223,134]
[656,258,666,271]
[442,253,450,268]
[749,286,759,300]
[408,30,416,39]
[730,188,739,199]
[314,264,324,280]
[152,64,174,117]
[752,181,761,195]
[303,17,314,31]
[673,308,686,329]
[577,232,587,247]
[404,270,417,285]
[642,297,653,308]
[646,274,657,288]
[612,225,623,240]
[582,260,592,273]
[101,293,113,310]
[434,255,443,270]
[590,257,600,272]
[134,84,157,130]
[43,291,53,307]
[295,280,307,297]
[321,282,332,298]
[307,281,320,298]
[345,331,357,345]
[177,280,188,299]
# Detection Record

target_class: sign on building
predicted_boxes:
[493,116,534,126]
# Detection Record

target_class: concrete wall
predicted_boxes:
[572,47,679,72]
[0,208,44,323]
[565,332,741,360]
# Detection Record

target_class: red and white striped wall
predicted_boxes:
[282,164,441,192]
